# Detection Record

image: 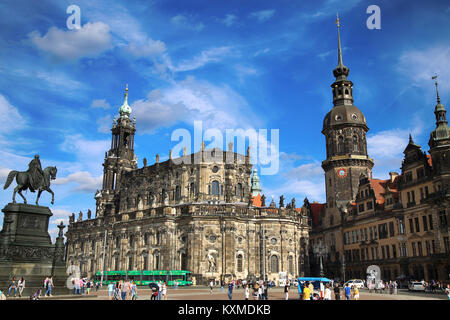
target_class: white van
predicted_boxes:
[344,279,365,289]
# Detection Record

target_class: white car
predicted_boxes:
[408,282,425,291]
[344,279,365,289]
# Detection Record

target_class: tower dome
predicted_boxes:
[119,84,132,118]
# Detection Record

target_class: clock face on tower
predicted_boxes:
[337,168,347,178]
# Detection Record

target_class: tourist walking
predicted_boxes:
[18,277,25,297]
[86,279,91,295]
[334,283,340,300]
[45,276,53,296]
[162,281,167,300]
[344,284,351,300]
[210,280,214,294]
[131,281,138,300]
[227,281,233,300]
[324,284,331,300]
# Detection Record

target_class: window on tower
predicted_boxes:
[338,136,344,153]
[353,135,358,152]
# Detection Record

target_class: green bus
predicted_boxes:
[94,270,192,286]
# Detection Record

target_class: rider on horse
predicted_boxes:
[27,155,44,192]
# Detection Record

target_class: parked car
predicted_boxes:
[408,281,425,291]
[344,279,365,289]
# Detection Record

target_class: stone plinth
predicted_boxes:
[0,203,69,296]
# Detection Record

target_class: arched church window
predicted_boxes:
[212,180,220,195]
[154,252,160,269]
[345,88,349,95]
[175,185,181,200]
[338,136,345,153]
[236,183,242,197]
[288,256,294,275]
[270,255,279,273]
[338,88,343,96]
[353,135,358,152]
[190,183,195,195]
[237,254,243,272]
[129,235,134,249]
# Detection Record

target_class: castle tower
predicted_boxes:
[251,168,262,196]
[97,85,138,216]
[428,76,450,194]
[321,15,374,210]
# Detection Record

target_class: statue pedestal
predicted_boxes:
[0,203,68,296]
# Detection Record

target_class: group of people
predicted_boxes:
[72,277,100,295]
[107,280,139,300]
[5,277,26,298]
[368,280,398,294]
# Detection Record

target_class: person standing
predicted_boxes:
[244,284,249,300]
[324,284,331,300]
[86,279,91,295]
[334,283,340,300]
[258,282,263,300]
[353,285,360,300]
[227,281,233,300]
[445,284,450,300]
[210,280,214,294]
[298,281,304,300]
[393,281,398,295]
[344,284,351,300]
[18,277,25,297]
[108,282,114,300]
[157,281,162,300]
[302,282,311,300]
[7,276,17,297]
[79,278,84,295]
[263,281,269,300]
[284,281,290,300]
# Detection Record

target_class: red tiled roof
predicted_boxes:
[252,194,262,207]
[427,154,433,167]
[369,177,399,206]
[310,202,325,226]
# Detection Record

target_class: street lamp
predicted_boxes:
[313,240,328,278]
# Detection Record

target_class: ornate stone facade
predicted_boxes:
[65,87,311,284]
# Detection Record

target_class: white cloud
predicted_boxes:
[0,94,26,134]
[219,14,237,27]
[254,48,270,57]
[397,45,450,96]
[91,99,110,109]
[132,89,192,134]
[286,162,324,180]
[249,10,275,22]
[127,38,167,57]
[53,171,102,193]
[171,14,205,32]
[97,115,112,133]
[167,46,234,72]
[60,134,109,175]
[29,22,113,60]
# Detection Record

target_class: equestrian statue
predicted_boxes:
[3,154,57,205]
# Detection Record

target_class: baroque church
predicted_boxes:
[65,86,311,284]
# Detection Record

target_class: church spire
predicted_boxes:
[432,75,447,127]
[333,13,349,81]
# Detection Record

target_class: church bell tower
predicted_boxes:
[322,15,374,211]
[97,85,138,216]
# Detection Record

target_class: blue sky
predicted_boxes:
[0,0,449,240]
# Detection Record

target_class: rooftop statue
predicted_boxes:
[3,155,57,205]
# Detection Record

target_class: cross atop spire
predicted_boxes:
[432,75,440,104]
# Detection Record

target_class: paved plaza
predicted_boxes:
[7,286,445,301]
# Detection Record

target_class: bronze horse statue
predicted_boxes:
[3,166,57,205]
